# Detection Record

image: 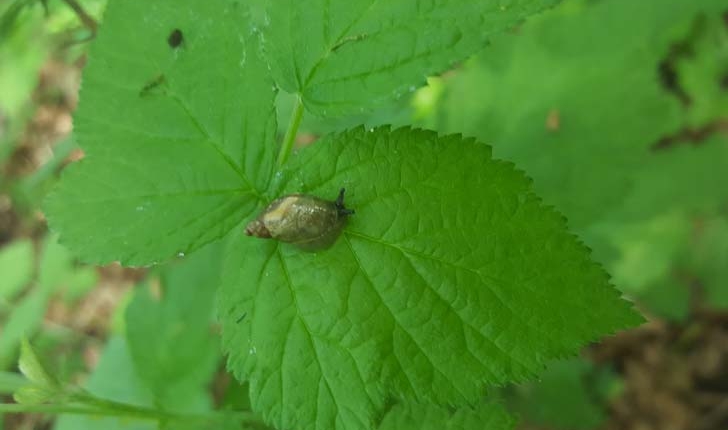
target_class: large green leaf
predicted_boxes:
[430,0,727,230]
[125,244,221,407]
[262,0,560,116]
[219,127,641,430]
[378,401,515,430]
[45,0,276,265]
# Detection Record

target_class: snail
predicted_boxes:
[245,188,354,251]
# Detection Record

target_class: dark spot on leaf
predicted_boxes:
[657,59,690,106]
[236,312,247,323]
[168,28,183,48]
[720,73,728,91]
[651,120,728,151]
[139,74,166,97]
[656,14,709,107]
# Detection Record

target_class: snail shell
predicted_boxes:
[245,188,354,251]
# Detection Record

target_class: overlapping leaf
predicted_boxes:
[430,0,728,230]
[261,0,560,116]
[125,244,221,407]
[45,0,276,265]
[219,127,641,430]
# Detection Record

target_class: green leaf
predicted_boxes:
[0,371,29,395]
[0,289,51,370]
[262,0,559,117]
[37,235,74,293]
[13,339,60,405]
[638,277,690,322]
[220,127,641,430]
[505,358,616,429]
[429,0,726,230]
[0,236,85,370]
[605,213,690,295]
[378,401,515,430]
[60,267,99,303]
[676,13,728,127]
[0,0,48,117]
[125,244,221,407]
[17,338,57,388]
[54,337,156,430]
[0,239,34,302]
[683,216,728,309]
[45,0,276,266]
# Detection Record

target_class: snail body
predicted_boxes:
[245,188,354,251]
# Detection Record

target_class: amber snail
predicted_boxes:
[245,188,354,251]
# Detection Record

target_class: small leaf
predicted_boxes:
[0,290,52,369]
[125,244,221,407]
[262,0,559,116]
[0,371,29,395]
[17,338,56,388]
[12,385,59,405]
[44,0,276,266]
[37,235,74,293]
[220,127,642,430]
[0,239,34,301]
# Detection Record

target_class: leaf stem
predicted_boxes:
[277,94,305,167]
[59,0,98,36]
[0,397,257,425]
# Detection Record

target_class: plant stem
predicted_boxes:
[0,403,165,420]
[277,95,305,167]
[60,0,98,35]
[0,399,257,425]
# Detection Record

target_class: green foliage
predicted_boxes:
[51,247,235,429]
[54,337,157,430]
[0,236,97,369]
[17,337,58,388]
[0,238,34,301]
[125,245,221,409]
[682,216,728,308]
[505,358,621,429]
[424,0,728,316]
[675,13,728,127]
[45,0,277,266]
[378,401,515,430]
[428,0,728,229]
[0,371,29,395]
[220,127,640,430]
[29,0,692,429]
[0,0,48,118]
[263,0,560,116]
[14,338,62,404]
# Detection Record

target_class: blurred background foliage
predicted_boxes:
[0,0,727,429]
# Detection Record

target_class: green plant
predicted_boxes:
[0,235,97,370]
[11,0,700,429]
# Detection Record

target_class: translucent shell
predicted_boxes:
[245,188,354,251]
